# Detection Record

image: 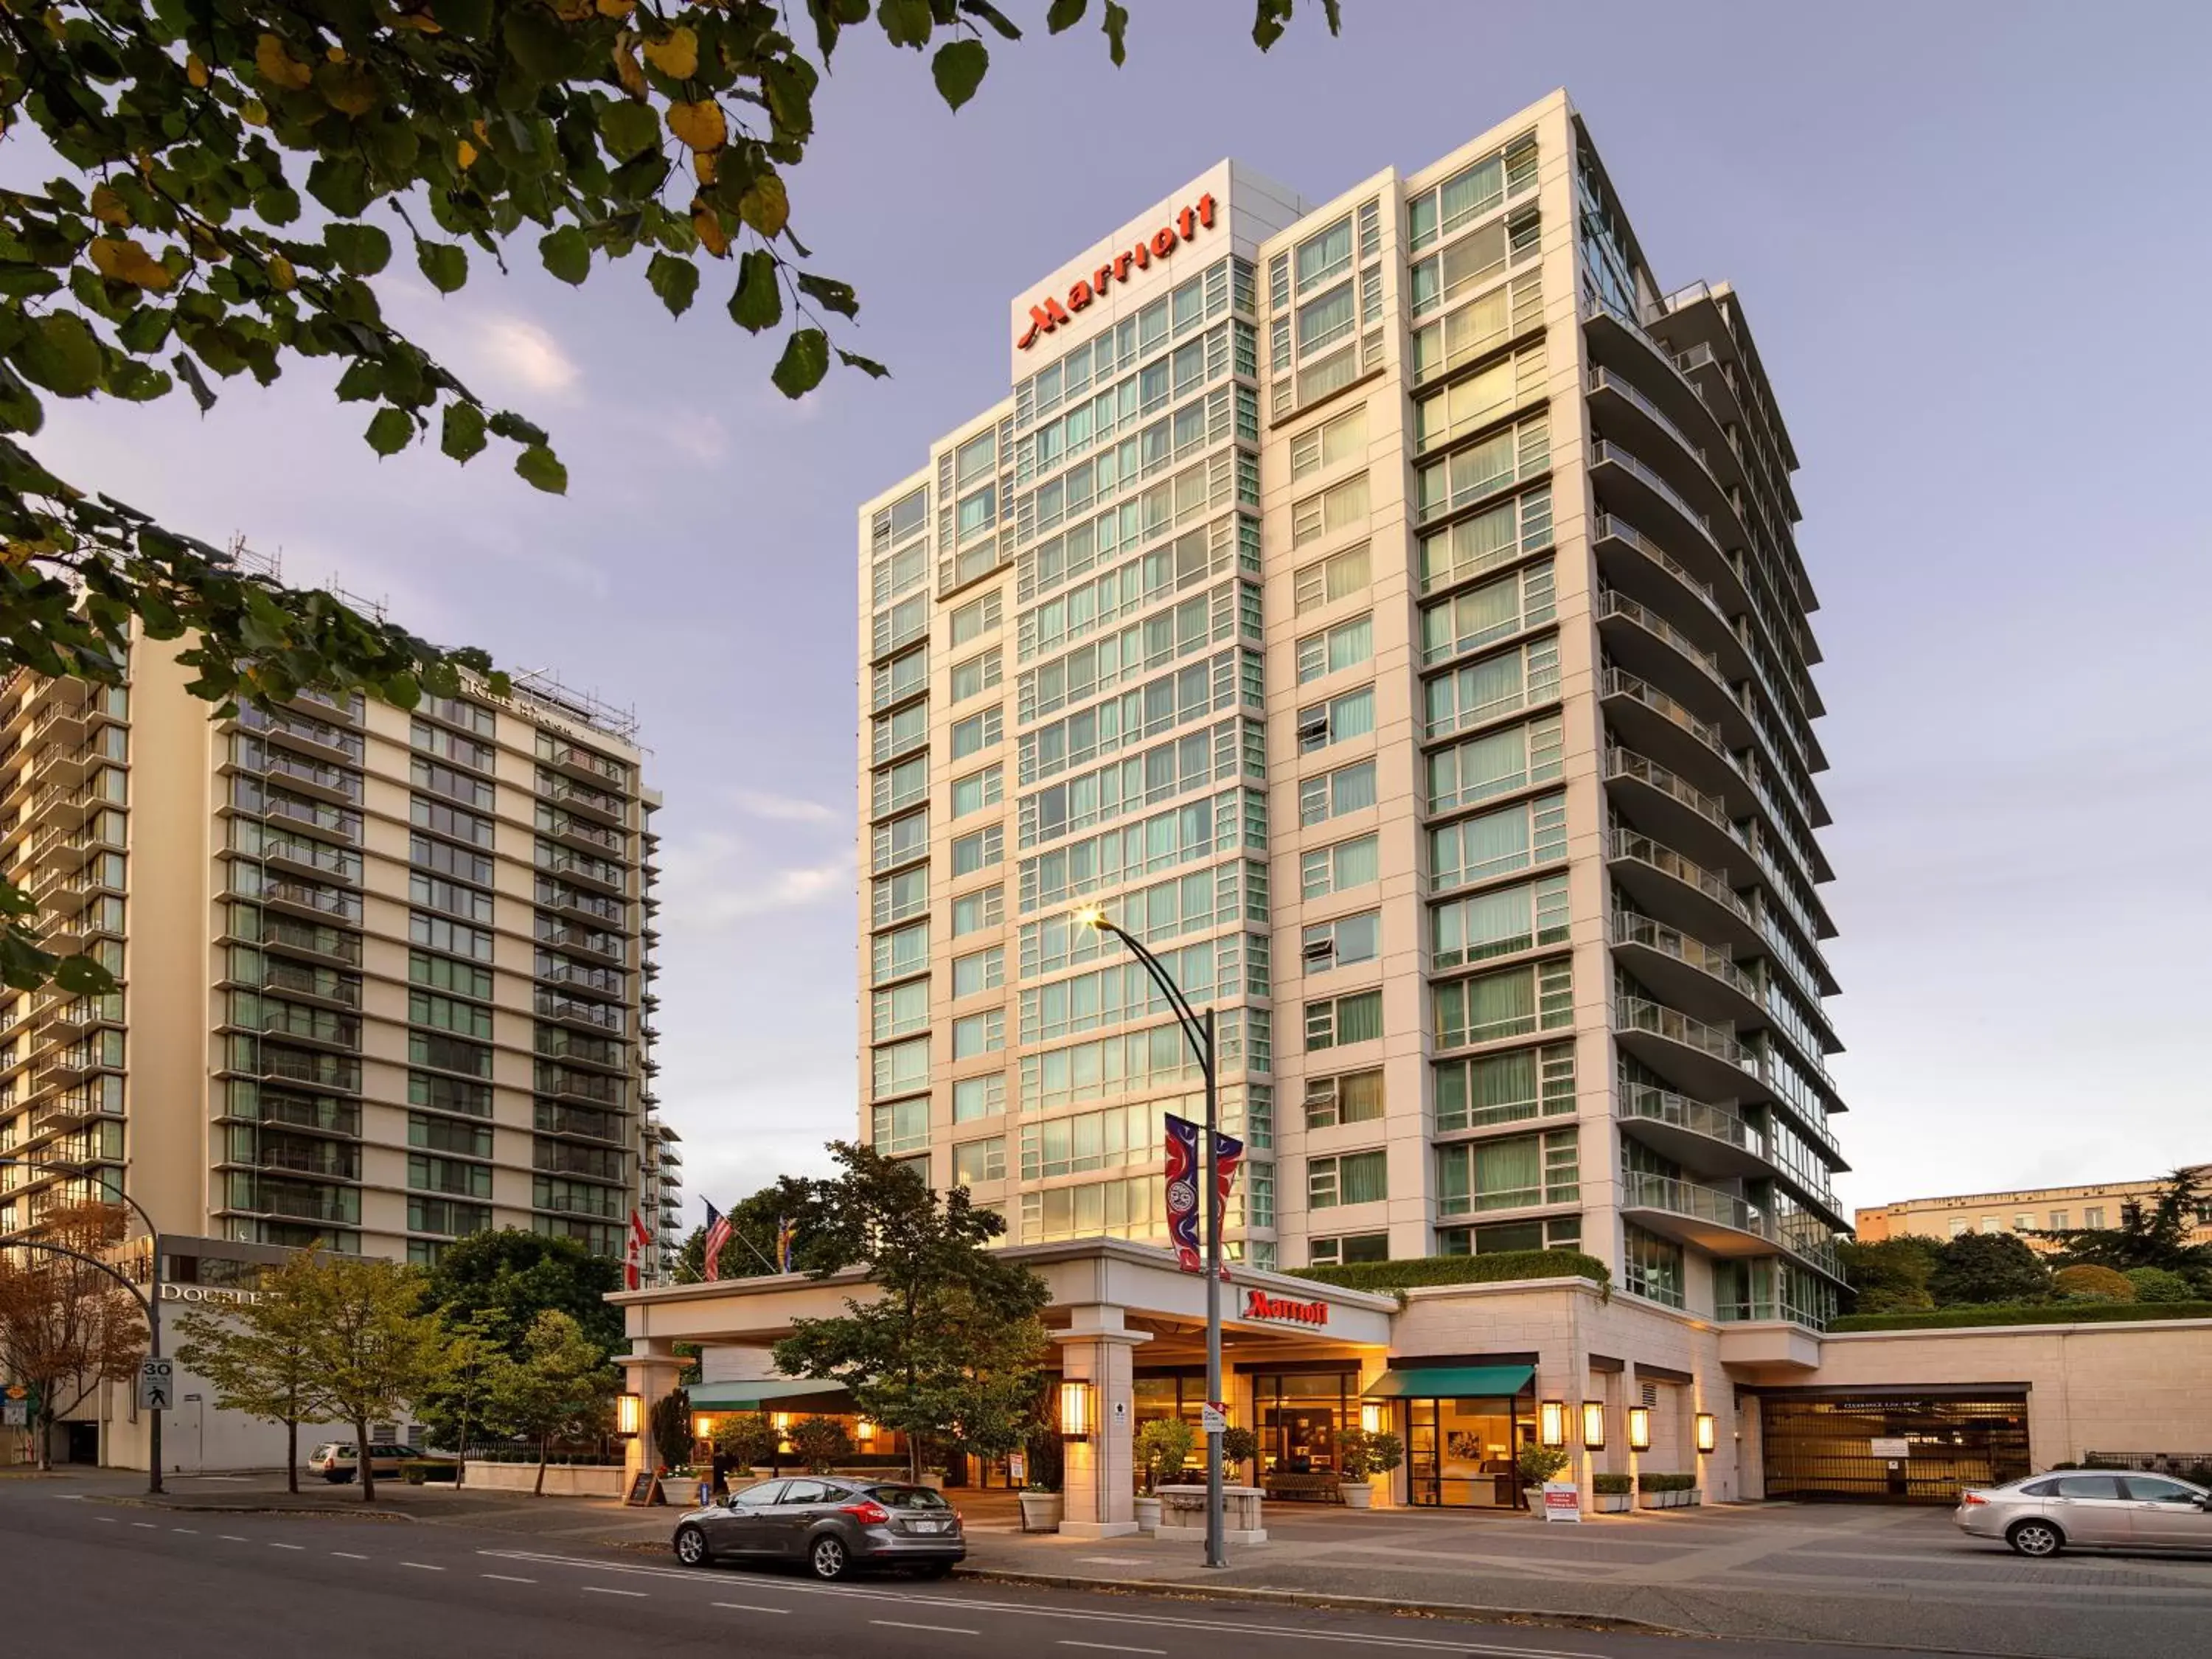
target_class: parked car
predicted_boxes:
[671,1477,964,1581]
[1957,1470,2212,1557]
[307,1441,433,1484]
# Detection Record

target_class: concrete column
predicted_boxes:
[1354,1349,1397,1507]
[618,1338,686,1482]
[1054,1305,1150,1540]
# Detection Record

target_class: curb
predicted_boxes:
[951,1565,1676,1635]
[102,1495,417,1523]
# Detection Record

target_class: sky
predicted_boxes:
[28,2,2212,1228]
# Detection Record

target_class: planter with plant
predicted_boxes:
[1593,1471,1633,1512]
[1221,1425,1260,1484]
[1336,1427,1404,1509]
[789,1416,854,1475]
[1134,1417,1197,1531]
[1517,1441,1571,1514]
[1636,1470,1701,1509]
[711,1414,781,1482]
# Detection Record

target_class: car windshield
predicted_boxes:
[867,1485,950,1510]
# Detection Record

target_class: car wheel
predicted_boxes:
[808,1534,850,1582]
[673,1525,712,1568]
[2008,1519,2064,1558]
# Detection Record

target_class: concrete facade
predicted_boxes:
[1855,1164,2212,1249]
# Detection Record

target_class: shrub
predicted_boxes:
[400,1460,458,1485]
[711,1414,780,1469]
[1593,1472,1633,1495]
[789,1416,853,1474]
[1220,1425,1260,1470]
[1830,1301,2212,1332]
[1927,1232,2050,1306]
[1289,1250,1610,1293]
[1135,1417,1197,1492]
[2052,1264,2135,1303]
[2124,1267,2195,1304]
[1838,1237,1941,1314]
[1516,1442,1571,1486]
[1638,1471,1698,1492]
[1338,1427,1402,1480]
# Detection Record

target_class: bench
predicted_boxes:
[1263,1471,1343,1503]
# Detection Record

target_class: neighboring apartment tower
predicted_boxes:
[1857,1165,2212,1251]
[0,566,669,1272]
[855,90,1850,1329]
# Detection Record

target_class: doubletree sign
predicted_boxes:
[1017,194,1219,350]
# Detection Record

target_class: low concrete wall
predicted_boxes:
[464,1461,627,1498]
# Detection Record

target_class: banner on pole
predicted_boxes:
[1164,1114,1203,1273]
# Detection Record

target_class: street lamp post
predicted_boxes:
[0,1157,162,1494]
[1074,907,1227,1571]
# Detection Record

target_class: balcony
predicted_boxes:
[543,742,630,790]
[260,960,361,1009]
[1587,368,1741,540]
[534,994,625,1035]
[534,1104,626,1143]
[1610,908,1764,1030]
[233,742,362,804]
[258,915,364,967]
[535,1027,626,1072]
[538,923,625,967]
[537,1067,624,1107]
[228,1141,361,1180]
[255,790,362,844]
[540,849,627,895]
[1595,589,1735,725]
[239,1093,361,1138]
[540,883,625,928]
[260,836,361,884]
[261,877,361,924]
[1618,1082,1769,1182]
[1613,992,1756,1107]
[250,1047,363,1095]
[1607,827,1761,956]
[1619,1172,1839,1278]
[538,957,626,999]
[542,811,625,858]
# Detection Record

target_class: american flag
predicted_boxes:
[701,1203,733,1283]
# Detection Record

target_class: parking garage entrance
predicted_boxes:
[1759,1388,2031,1502]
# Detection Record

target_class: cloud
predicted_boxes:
[725,787,842,825]
[478,318,581,395]
[656,830,854,930]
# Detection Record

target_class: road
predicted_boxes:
[0,1483,1931,1659]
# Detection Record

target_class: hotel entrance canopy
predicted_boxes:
[1363,1365,1536,1399]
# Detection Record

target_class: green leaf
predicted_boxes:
[771,327,830,399]
[417,240,469,294]
[116,305,173,353]
[1046,0,1088,30]
[647,252,700,318]
[837,347,891,380]
[1252,0,1293,49]
[442,400,488,463]
[334,360,385,402]
[11,313,103,398]
[1102,0,1130,64]
[254,185,304,226]
[515,445,568,495]
[366,407,415,456]
[959,1,1024,41]
[382,672,422,710]
[728,250,782,333]
[599,100,661,162]
[326,223,394,276]
[931,38,990,111]
[430,0,495,37]
[50,955,116,996]
[538,225,590,286]
[879,0,934,49]
[306,155,372,218]
[796,272,860,319]
[488,410,549,446]
[0,363,43,434]
[173,352,218,413]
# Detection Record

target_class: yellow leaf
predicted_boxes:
[692,149,717,185]
[242,99,268,127]
[596,0,636,15]
[667,99,726,153]
[738,173,789,238]
[89,236,175,291]
[613,36,647,99]
[185,52,209,88]
[641,25,699,80]
[255,33,314,93]
[390,12,444,32]
[456,138,478,170]
[692,204,729,259]
[267,253,296,292]
[321,65,378,118]
[327,46,347,63]
[473,119,490,142]
[89,184,131,228]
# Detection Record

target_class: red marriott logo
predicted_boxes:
[1017,193,1217,350]
[1242,1290,1329,1328]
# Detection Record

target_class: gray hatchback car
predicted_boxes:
[672,1477,964,1581]
[1957,1470,2212,1557]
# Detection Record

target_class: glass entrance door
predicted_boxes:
[1407,1397,1523,1507]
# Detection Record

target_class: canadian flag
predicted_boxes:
[625,1209,652,1290]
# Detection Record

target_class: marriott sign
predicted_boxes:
[1015,193,1217,351]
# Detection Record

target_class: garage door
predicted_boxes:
[1760,1392,2029,1503]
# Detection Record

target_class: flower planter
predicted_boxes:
[1637,1487,1703,1509]
[1018,1490,1064,1534]
[1340,1481,1374,1509]
[1525,1491,1546,1516]
[1133,1495,1164,1534]
[1594,1492,1633,1513]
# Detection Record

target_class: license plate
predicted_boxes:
[909,1519,947,1533]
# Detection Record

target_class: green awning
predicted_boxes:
[685,1380,851,1411]
[1363,1365,1535,1400]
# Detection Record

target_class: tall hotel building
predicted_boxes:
[0,561,679,1280]
[856,90,1848,1332]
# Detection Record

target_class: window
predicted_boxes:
[951,947,1004,998]
[952,1009,1004,1058]
[1426,714,1565,813]
[1295,613,1373,684]
[2048,1210,2069,1230]
[1947,1217,1969,1238]
[952,1074,1005,1122]
[950,649,1002,703]
[1416,412,1549,524]
[1979,1215,1999,1234]
[409,1030,490,1078]
[956,428,996,485]
[872,923,928,985]
[1307,1233,1388,1267]
[1298,759,1377,827]
[1295,280,1355,353]
[1299,832,1379,900]
[872,644,927,711]
[1305,988,1382,1051]
[1423,635,1561,739]
[1430,874,1569,968]
[1289,406,1367,481]
[1439,1214,1582,1257]
[950,827,1003,877]
[2084,1206,2107,1228]
[2013,1213,2034,1231]
[956,484,997,541]
[411,1072,490,1116]
[1410,268,1543,383]
[411,912,493,961]
[1429,792,1566,891]
[1434,1042,1574,1133]
[950,765,1004,818]
[1433,957,1573,1048]
[872,754,928,818]
[950,589,1001,646]
[872,867,928,928]
[872,980,929,1040]
[873,701,928,765]
[950,886,1003,936]
[1291,473,1369,548]
[1304,1068,1384,1130]
[1419,560,1555,664]
[408,950,490,1001]
[412,796,494,848]
[872,591,928,658]
[1623,1223,1683,1308]
[1293,542,1371,614]
[872,1096,928,1155]
[1308,1149,1387,1209]
[950,707,1002,759]
[951,1137,1006,1186]
[872,1037,929,1099]
[1408,149,1506,253]
[1295,217,1352,291]
[410,872,492,923]
[1418,484,1554,594]
[872,808,928,872]
[1296,685,1374,754]
[1301,910,1379,972]
[409,990,491,1039]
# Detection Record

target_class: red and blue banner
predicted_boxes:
[1164,1114,1203,1273]
[1213,1131,1245,1237]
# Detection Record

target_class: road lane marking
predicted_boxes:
[481,1574,538,1584]
[874,1621,980,1635]
[93,1517,116,1524]
[219,1535,249,1542]
[712,1603,790,1615]
[582,1586,646,1598]
[400,1562,445,1571]
[270,1543,305,1551]
[331,1551,369,1560]
[1060,1644,1167,1656]
[131,1522,159,1529]
[171,1528,199,1535]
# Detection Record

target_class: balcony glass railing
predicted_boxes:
[1619,1081,1757,1155]
[1604,745,1736,840]
[1615,993,1749,1068]
[1596,590,1725,686]
[1602,668,1730,763]
[1610,910,1763,1006]
[1621,1170,1840,1279]
[1610,827,1754,929]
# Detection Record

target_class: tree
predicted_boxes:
[414,1308,504,1481]
[1837,1236,1941,1314]
[483,1308,616,1495]
[2124,1266,2197,1304]
[292,1255,446,1502]
[0,1202,146,1470]
[711,1412,779,1474]
[1927,1231,2051,1307]
[790,1414,852,1474]
[672,1175,824,1281]
[0,1,1338,999]
[1135,1416,1194,1492]
[421,1227,623,1360]
[773,1141,1048,1479]
[650,1385,692,1472]
[2039,1171,2212,1276]
[171,1248,329,1493]
[2051,1265,2134,1303]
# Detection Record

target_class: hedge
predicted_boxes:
[400,1460,458,1485]
[1287,1250,1610,1293]
[1638,1471,1699,1492]
[1832,1301,2212,1332]
[1593,1472,1633,1495]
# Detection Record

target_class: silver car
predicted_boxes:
[671,1477,964,1582]
[1957,1470,2212,1557]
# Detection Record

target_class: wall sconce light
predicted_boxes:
[1627,1406,1652,1453]
[1538,1399,1568,1450]
[1695,1413,1717,1455]
[693,1415,717,1441]
[1582,1401,1607,1452]
[855,1418,877,1445]
[772,1411,793,1436]
[616,1392,642,1437]
[1360,1403,1384,1435]
[1058,1379,1093,1440]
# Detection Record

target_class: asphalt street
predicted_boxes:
[0,1481,1938,1659]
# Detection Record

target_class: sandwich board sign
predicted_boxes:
[138,1358,175,1412]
